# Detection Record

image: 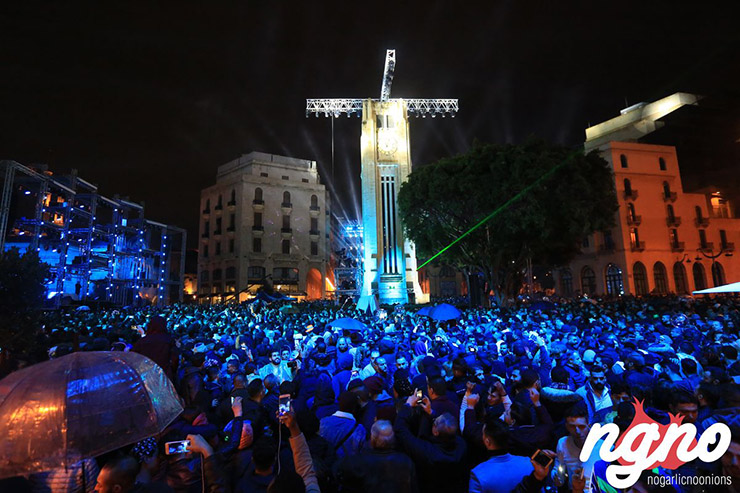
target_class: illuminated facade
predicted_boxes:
[198,152,330,303]
[0,160,187,306]
[554,94,739,296]
[306,50,458,304]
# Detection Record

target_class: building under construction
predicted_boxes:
[0,160,186,307]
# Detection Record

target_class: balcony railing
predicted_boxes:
[214,204,223,211]
[662,192,677,202]
[309,229,320,236]
[252,225,264,231]
[310,205,320,211]
[624,189,639,200]
[695,217,709,227]
[213,229,222,236]
[630,241,645,251]
[201,232,209,238]
[227,200,236,207]
[626,215,642,226]
[722,242,735,252]
[252,199,264,205]
[598,242,615,253]
[700,241,714,251]
[670,241,685,252]
[281,228,292,234]
[227,226,235,232]
[202,208,210,216]
[281,202,292,208]
[666,216,681,227]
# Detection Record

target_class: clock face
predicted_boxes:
[377,130,397,155]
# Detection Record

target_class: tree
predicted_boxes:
[0,249,50,366]
[398,140,618,305]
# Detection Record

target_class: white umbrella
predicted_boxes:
[693,281,740,294]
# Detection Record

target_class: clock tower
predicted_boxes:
[306,49,457,304]
[359,98,424,304]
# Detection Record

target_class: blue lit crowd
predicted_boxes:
[3,294,740,493]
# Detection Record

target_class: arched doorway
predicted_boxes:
[633,262,648,296]
[673,262,688,294]
[693,263,706,291]
[605,264,623,296]
[653,262,668,294]
[712,262,726,287]
[581,266,596,295]
[306,268,322,300]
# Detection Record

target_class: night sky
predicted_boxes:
[1,1,739,246]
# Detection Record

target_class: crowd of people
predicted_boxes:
[3,294,740,492]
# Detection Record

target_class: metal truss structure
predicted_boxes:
[306,98,459,118]
[307,49,458,118]
[0,160,187,307]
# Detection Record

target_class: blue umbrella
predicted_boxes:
[417,306,434,317]
[327,317,368,332]
[429,303,462,321]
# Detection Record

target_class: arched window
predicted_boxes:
[673,262,688,294]
[695,206,703,220]
[692,263,706,291]
[653,262,668,294]
[605,264,624,296]
[560,269,573,297]
[247,266,266,280]
[254,187,263,202]
[283,191,291,206]
[225,266,236,279]
[620,154,628,168]
[628,203,637,221]
[659,157,666,170]
[203,198,210,213]
[624,178,632,196]
[212,268,222,281]
[217,195,223,208]
[663,182,672,199]
[667,204,675,221]
[712,261,726,287]
[633,262,649,296]
[310,194,318,208]
[581,266,596,295]
[230,189,236,204]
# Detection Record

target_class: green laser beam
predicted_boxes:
[417,151,580,270]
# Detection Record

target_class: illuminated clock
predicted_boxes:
[377,129,397,155]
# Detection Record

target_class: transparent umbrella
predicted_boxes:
[0,351,183,479]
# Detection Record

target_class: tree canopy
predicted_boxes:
[398,140,618,304]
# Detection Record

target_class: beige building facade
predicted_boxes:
[198,152,330,303]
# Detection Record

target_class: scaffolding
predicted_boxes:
[0,160,186,308]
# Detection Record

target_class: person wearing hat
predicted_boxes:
[133,315,178,381]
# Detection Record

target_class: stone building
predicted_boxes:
[554,93,739,296]
[197,152,330,303]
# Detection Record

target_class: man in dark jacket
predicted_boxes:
[394,394,467,493]
[133,316,178,381]
[337,420,418,492]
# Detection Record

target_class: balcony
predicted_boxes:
[626,215,642,226]
[309,205,321,217]
[202,208,210,218]
[252,199,264,212]
[281,202,293,214]
[695,217,709,227]
[201,232,209,239]
[722,242,735,252]
[309,229,320,240]
[251,225,264,237]
[666,216,681,227]
[213,229,222,237]
[670,241,685,252]
[700,241,714,252]
[281,228,293,239]
[630,241,645,252]
[599,241,616,253]
[227,226,235,233]
[214,204,223,212]
[227,200,236,209]
[623,189,639,200]
[662,192,677,202]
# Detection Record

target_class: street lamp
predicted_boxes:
[695,245,733,286]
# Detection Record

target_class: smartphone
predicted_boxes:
[531,449,554,468]
[416,389,423,402]
[279,394,291,415]
[468,346,477,352]
[231,396,236,405]
[165,440,190,455]
[306,324,314,332]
